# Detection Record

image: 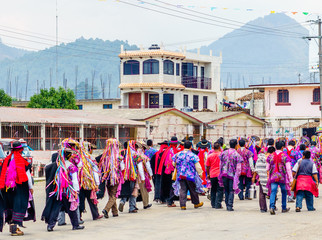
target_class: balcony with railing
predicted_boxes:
[181,77,212,90]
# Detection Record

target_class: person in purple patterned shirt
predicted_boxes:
[172,141,204,210]
[144,140,158,160]
[237,139,254,200]
[218,139,243,211]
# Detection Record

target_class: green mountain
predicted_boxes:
[0,37,138,100]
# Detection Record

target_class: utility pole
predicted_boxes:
[303,17,322,124]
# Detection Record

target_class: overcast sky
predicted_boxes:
[0,0,321,60]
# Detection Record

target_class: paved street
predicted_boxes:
[3,181,322,240]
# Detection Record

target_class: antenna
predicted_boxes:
[25,71,29,100]
[55,0,59,87]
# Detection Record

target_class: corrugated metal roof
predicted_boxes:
[84,108,202,124]
[188,112,241,123]
[0,107,144,126]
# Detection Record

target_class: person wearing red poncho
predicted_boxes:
[0,141,33,236]
[292,150,319,212]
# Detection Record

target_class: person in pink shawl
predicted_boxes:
[266,140,293,215]
[292,150,319,212]
[218,139,243,211]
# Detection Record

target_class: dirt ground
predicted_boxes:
[2,181,322,240]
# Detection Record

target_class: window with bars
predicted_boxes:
[277,89,289,103]
[313,88,320,103]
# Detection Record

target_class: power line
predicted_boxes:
[117,0,304,39]
[154,0,306,36]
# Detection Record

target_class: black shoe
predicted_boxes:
[58,222,66,226]
[73,225,85,230]
[134,207,139,211]
[118,202,124,212]
[144,204,152,209]
[102,209,109,218]
[47,226,54,232]
[78,220,84,225]
[282,207,290,213]
[227,207,234,211]
[296,207,301,212]
[270,208,275,215]
[260,210,267,213]
[308,208,316,211]
[113,214,119,217]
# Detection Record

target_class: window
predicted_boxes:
[193,95,199,110]
[193,66,198,77]
[313,88,320,103]
[103,104,112,109]
[176,63,180,76]
[183,95,188,107]
[201,67,205,78]
[123,60,139,75]
[182,62,193,77]
[149,94,159,108]
[163,60,174,75]
[277,89,289,103]
[143,59,159,74]
[163,94,174,108]
[77,105,83,110]
[203,96,208,109]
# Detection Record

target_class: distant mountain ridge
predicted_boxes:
[0,38,29,61]
[0,37,138,100]
[195,13,309,88]
[0,13,309,100]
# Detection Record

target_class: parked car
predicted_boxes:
[0,142,6,166]
[20,139,33,165]
[0,138,33,165]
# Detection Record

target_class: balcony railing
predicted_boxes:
[181,77,212,90]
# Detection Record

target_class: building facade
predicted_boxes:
[119,45,222,111]
[250,83,321,137]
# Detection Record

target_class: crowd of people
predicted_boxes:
[0,134,321,236]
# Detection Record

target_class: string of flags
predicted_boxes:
[101,0,321,16]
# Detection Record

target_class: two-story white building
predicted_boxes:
[118,44,222,111]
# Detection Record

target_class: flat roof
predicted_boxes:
[249,83,319,88]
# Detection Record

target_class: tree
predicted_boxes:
[0,89,12,106]
[27,87,78,109]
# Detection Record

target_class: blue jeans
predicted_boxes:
[120,196,137,212]
[222,177,234,209]
[270,182,287,210]
[296,190,314,210]
[238,175,252,199]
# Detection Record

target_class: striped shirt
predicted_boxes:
[255,153,268,194]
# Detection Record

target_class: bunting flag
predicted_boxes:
[106,0,321,16]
